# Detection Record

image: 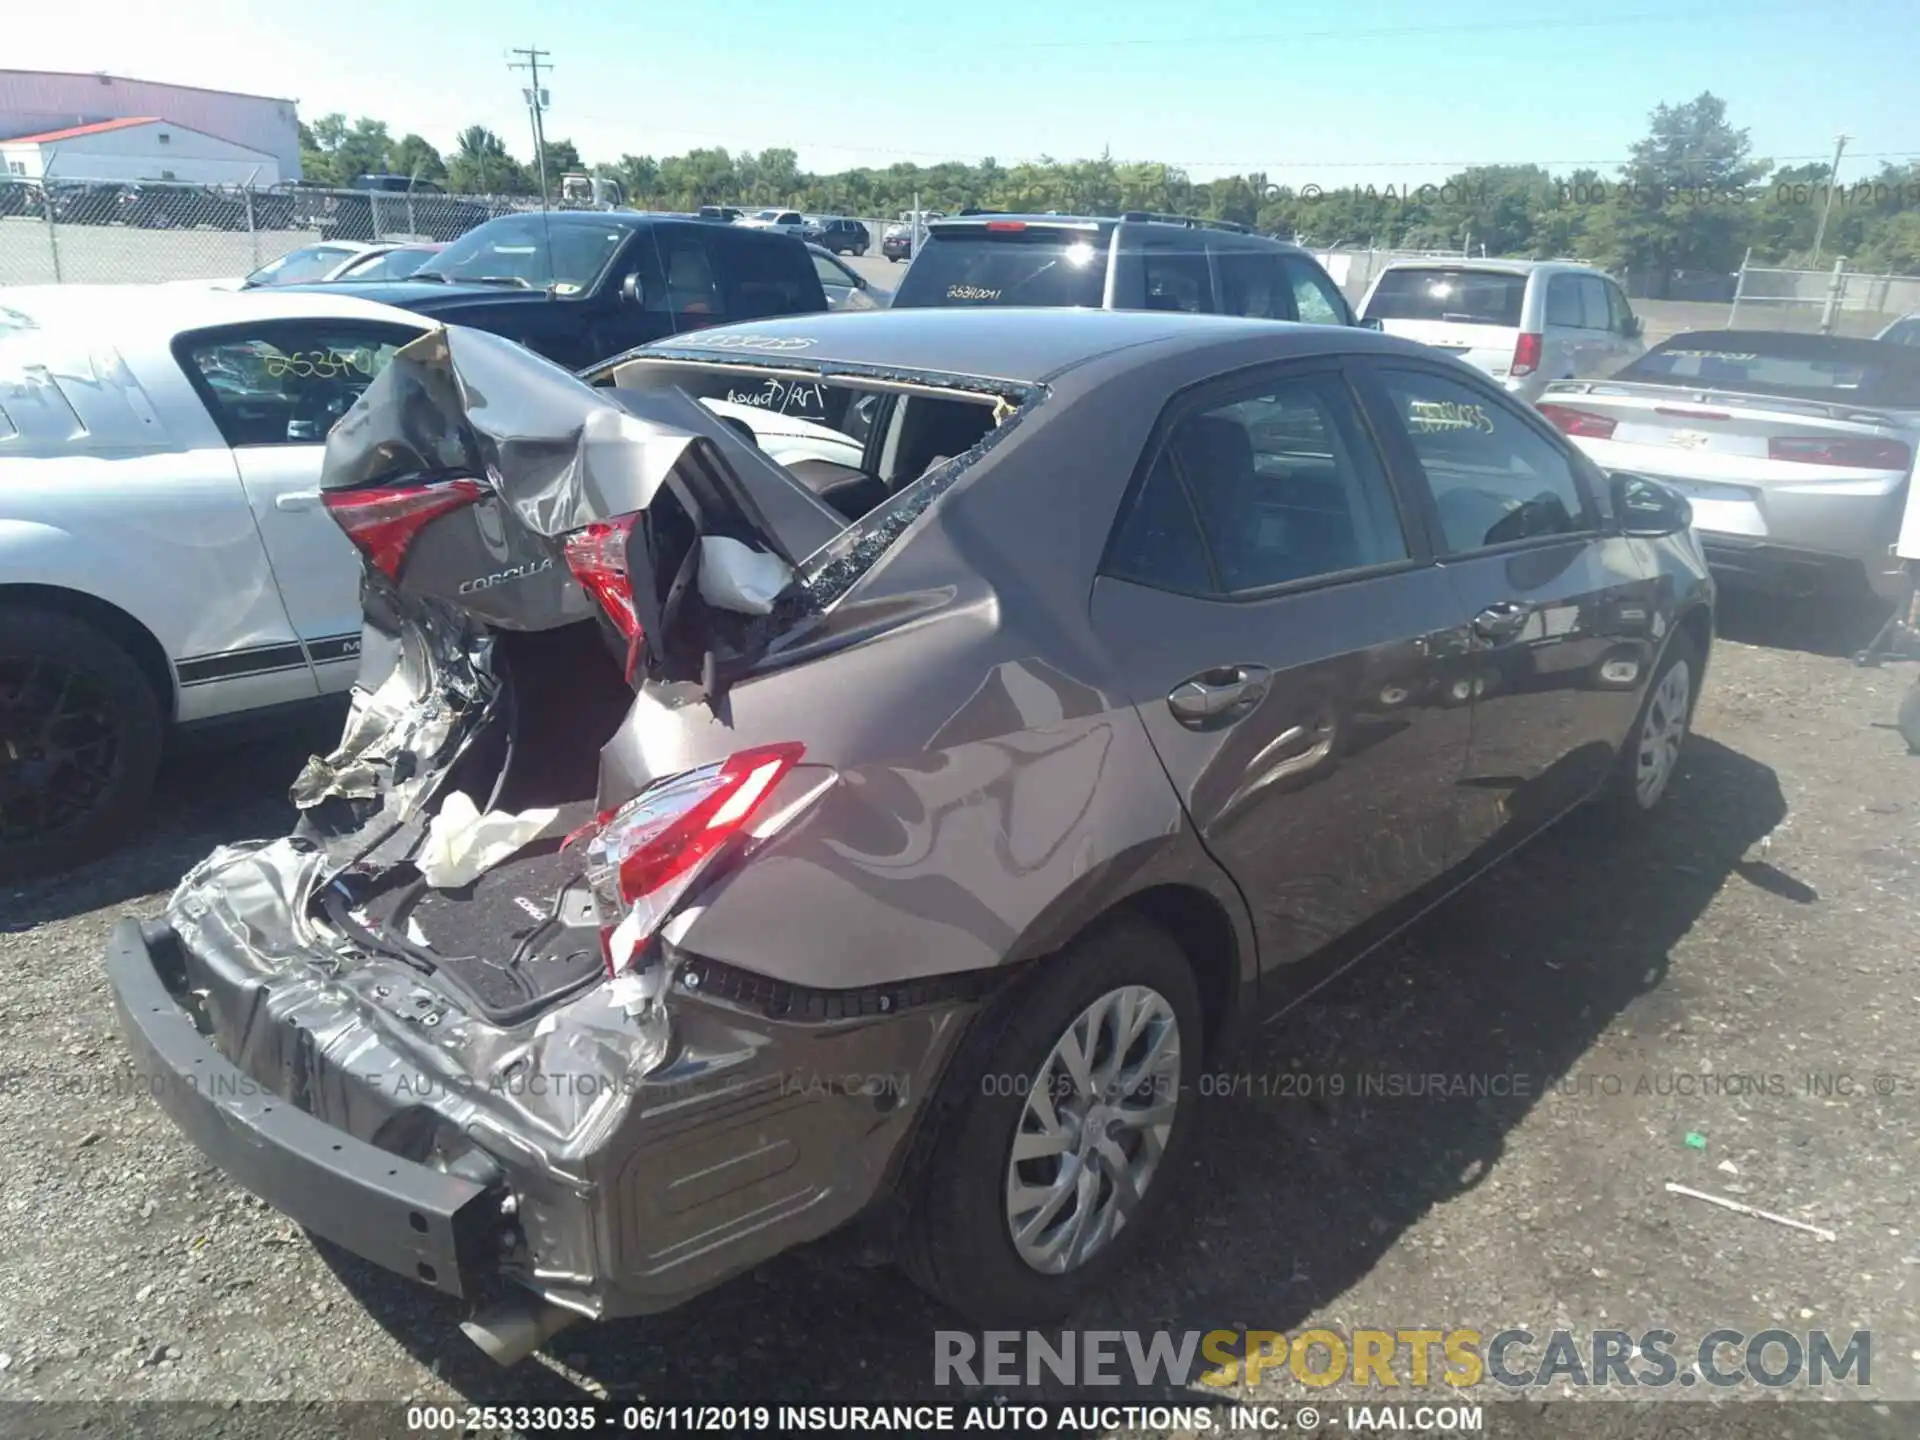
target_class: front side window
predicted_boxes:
[1111,372,1408,595]
[1375,366,1592,553]
[1606,282,1636,334]
[181,326,411,447]
[811,250,852,288]
[1280,254,1350,326]
[1217,251,1284,320]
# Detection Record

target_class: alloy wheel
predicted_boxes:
[1635,658,1691,808]
[0,655,122,845]
[1004,984,1182,1274]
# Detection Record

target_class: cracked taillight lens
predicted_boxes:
[584,743,805,974]
[564,514,644,680]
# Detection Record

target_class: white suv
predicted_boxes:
[1358,259,1646,402]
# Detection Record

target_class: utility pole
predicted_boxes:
[1809,132,1849,268]
[509,47,553,208]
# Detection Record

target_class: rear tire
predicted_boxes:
[897,915,1204,1325]
[1600,633,1700,816]
[0,607,165,876]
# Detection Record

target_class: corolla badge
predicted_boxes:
[457,556,555,594]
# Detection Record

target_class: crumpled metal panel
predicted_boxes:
[322,325,830,563]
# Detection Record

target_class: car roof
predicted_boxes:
[638,305,1405,385]
[0,284,435,345]
[1375,257,1605,278]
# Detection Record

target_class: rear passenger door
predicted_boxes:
[1089,362,1483,984]
[1352,359,1663,856]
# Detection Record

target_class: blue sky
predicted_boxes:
[14,0,1918,184]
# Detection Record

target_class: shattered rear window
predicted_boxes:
[610,355,1039,607]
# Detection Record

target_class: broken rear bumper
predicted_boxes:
[106,888,982,1320]
[105,917,500,1298]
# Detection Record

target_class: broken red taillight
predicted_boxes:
[583,743,806,974]
[323,479,485,581]
[564,514,645,679]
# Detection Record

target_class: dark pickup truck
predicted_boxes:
[289,210,830,370]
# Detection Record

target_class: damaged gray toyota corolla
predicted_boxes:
[107,309,1713,1362]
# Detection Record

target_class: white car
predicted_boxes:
[740,208,809,238]
[806,243,890,311]
[1358,259,1646,402]
[0,285,434,873]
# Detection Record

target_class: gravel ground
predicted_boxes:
[1,594,1917,1428]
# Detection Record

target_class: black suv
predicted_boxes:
[288,209,829,370]
[892,211,1360,325]
[811,216,870,255]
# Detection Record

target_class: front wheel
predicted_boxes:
[1601,634,1699,815]
[0,608,165,875]
[897,915,1204,1325]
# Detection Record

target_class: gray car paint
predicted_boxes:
[110,307,1712,1326]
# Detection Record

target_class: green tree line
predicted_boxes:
[299,93,1920,280]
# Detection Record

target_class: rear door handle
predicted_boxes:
[1168,665,1271,725]
[275,491,322,512]
[1472,601,1531,642]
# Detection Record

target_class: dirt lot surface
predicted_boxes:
[1,595,1917,1432]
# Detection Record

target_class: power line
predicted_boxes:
[524,109,1920,173]
[1006,3,1820,50]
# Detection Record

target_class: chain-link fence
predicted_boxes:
[0,179,912,288]
[1726,260,1920,339]
[0,177,557,287]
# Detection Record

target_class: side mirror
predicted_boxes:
[620,272,646,306]
[1611,472,1691,537]
[1622,314,1644,339]
[1359,315,1385,331]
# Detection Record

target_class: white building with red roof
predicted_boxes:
[0,70,297,184]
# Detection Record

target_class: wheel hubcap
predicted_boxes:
[0,656,121,844]
[1635,659,1691,808]
[1004,984,1182,1275]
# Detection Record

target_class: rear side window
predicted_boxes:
[707,229,820,319]
[893,228,1108,308]
[1106,451,1216,594]
[1544,275,1584,328]
[1366,268,1526,327]
[657,230,724,317]
[1142,245,1213,314]
[1279,254,1350,326]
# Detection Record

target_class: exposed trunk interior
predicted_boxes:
[322,622,633,1024]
